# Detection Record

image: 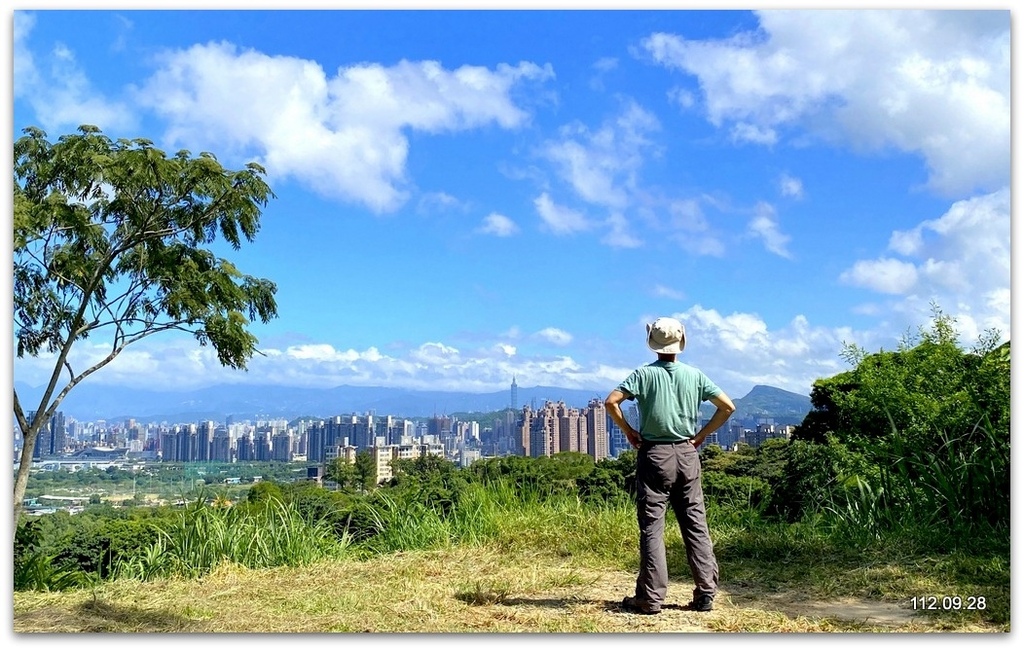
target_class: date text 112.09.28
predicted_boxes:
[910,596,986,610]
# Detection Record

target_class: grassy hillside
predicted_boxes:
[13,483,1009,633]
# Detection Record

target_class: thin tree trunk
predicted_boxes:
[12,426,40,531]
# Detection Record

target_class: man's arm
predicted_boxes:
[604,389,641,449]
[692,392,735,448]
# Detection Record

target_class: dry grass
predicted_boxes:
[13,544,1003,634]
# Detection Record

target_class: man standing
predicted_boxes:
[605,317,735,615]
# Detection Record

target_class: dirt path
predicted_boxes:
[569,568,950,632]
[14,556,1001,633]
[481,569,950,634]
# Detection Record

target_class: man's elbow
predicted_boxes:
[715,396,736,415]
[604,391,623,410]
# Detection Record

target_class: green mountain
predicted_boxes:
[700,384,812,425]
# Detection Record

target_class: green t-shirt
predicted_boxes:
[616,360,722,442]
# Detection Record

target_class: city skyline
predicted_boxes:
[28,394,789,471]
[7,4,1014,406]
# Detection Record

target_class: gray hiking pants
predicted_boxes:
[634,439,719,606]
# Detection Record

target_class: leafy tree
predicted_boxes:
[793,306,1009,453]
[576,457,633,504]
[538,451,595,482]
[790,307,1010,533]
[325,451,378,493]
[246,480,285,504]
[12,125,279,529]
[763,436,872,522]
[352,450,378,492]
[387,454,468,516]
[325,456,357,490]
[467,454,548,489]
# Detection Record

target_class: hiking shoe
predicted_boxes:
[621,596,661,615]
[687,594,714,612]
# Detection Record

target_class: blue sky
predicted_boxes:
[7,4,1014,400]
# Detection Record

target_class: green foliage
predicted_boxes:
[788,307,1009,538]
[579,450,636,503]
[702,472,772,512]
[821,420,1010,545]
[17,403,1009,596]
[12,124,279,527]
[761,437,873,522]
[326,451,378,492]
[53,517,163,578]
[114,494,348,581]
[467,454,551,491]
[246,480,284,504]
[387,454,470,517]
[280,482,363,543]
[14,519,90,591]
[794,306,1009,453]
[13,125,278,366]
[14,547,92,592]
[14,507,174,590]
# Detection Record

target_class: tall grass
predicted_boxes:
[113,496,351,581]
[357,479,637,564]
[14,547,95,592]
[820,419,1009,551]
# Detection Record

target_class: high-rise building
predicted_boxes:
[606,413,629,458]
[586,398,609,461]
[557,403,586,454]
[211,426,232,462]
[516,405,532,456]
[236,432,255,461]
[510,376,519,410]
[28,410,66,459]
[197,421,215,462]
[529,401,563,458]
[271,430,294,461]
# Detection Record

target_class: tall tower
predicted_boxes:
[510,375,519,411]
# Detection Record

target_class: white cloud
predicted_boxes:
[534,192,591,235]
[667,199,725,256]
[590,56,618,91]
[12,310,887,400]
[478,212,519,237]
[674,306,860,395]
[840,257,919,294]
[417,191,467,215]
[642,10,1009,196]
[410,342,462,365]
[13,12,39,93]
[779,173,804,199]
[601,212,643,248]
[747,201,792,258]
[653,285,685,300]
[14,15,136,134]
[135,42,553,213]
[668,86,696,110]
[731,122,778,145]
[840,188,1010,340]
[533,328,573,346]
[541,100,660,210]
[285,344,384,363]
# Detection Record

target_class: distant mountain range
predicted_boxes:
[13,381,812,426]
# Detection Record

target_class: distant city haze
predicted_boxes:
[14,380,811,425]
